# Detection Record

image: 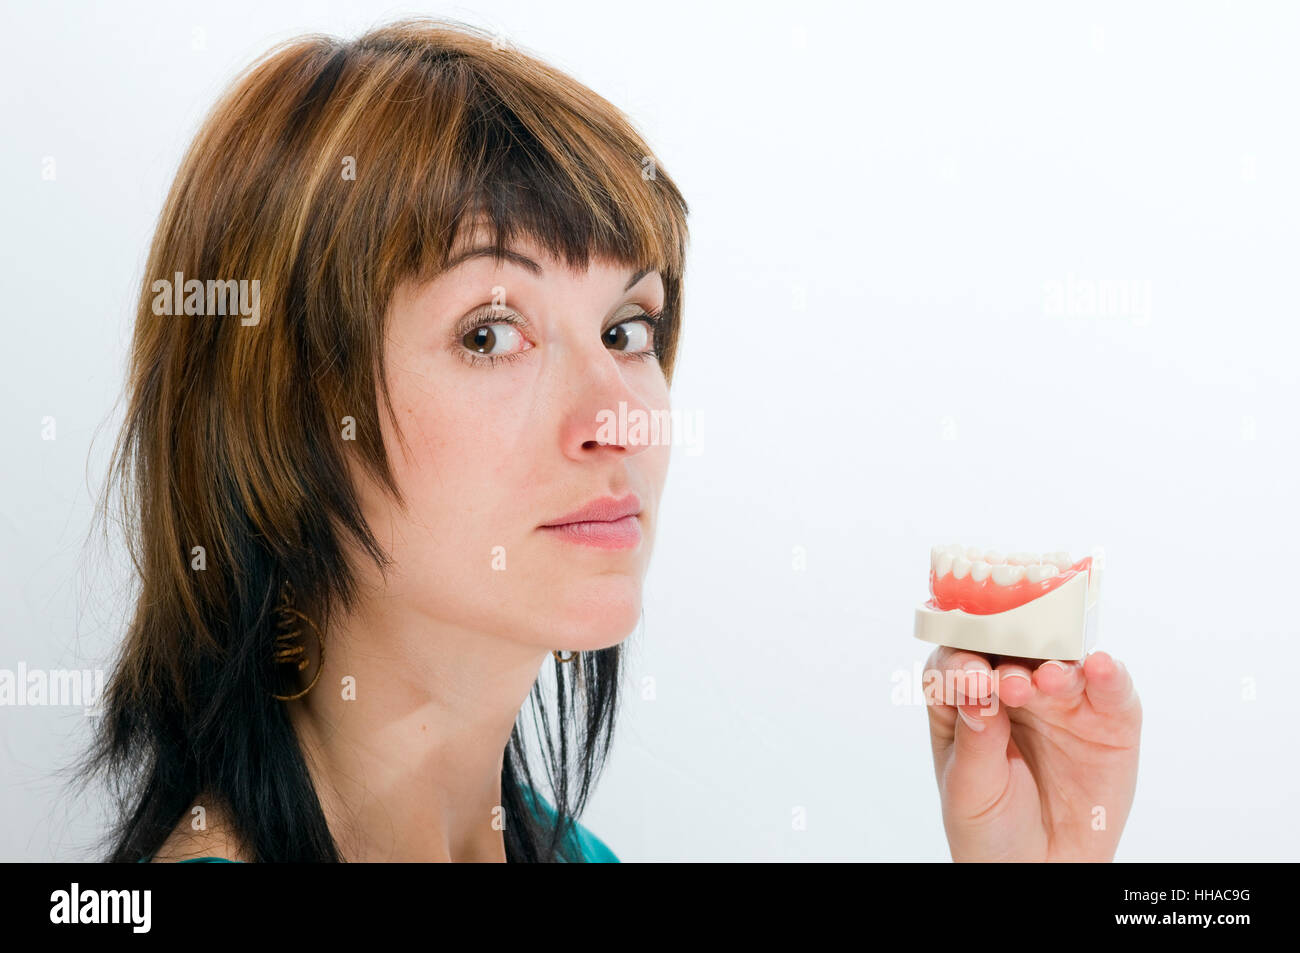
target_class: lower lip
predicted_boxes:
[539,515,642,550]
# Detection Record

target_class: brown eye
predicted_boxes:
[463,322,527,356]
[603,319,654,353]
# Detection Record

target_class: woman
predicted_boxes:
[84,18,1141,862]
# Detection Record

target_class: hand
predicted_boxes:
[923,647,1141,861]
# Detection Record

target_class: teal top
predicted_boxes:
[519,786,619,863]
[144,787,618,863]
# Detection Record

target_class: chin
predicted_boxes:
[538,576,644,651]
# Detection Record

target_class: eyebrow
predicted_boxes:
[444,245,655,291]
[624,266,654,290]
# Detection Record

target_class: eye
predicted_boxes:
[458,315,533,367]
[603,311,662,360]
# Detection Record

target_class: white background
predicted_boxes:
[1,0,1297,861]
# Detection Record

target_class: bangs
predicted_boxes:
[437,91,679,279]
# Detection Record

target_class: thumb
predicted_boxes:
[945,692,1012,812]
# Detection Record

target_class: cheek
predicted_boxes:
[385,379,514,533]
[642,381,673,484]
[368,394,511,626]
[377,370,552,611]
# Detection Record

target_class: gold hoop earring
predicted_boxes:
[271,581,325,701]
[553,650,579,663]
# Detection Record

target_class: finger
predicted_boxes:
[991,659,1036,707]
[923,648,960,783]
[1033,658,1086,700]
[924,646,996,708]
[1082,650,1138,714]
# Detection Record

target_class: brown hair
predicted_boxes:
[83,17,689,861]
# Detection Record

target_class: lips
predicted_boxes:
[539,493,642,550]
[541,493,641,527]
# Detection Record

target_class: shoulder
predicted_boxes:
[520,786,620,863]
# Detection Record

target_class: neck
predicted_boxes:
[285,594,550,862]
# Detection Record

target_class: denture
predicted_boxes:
[913,544,1103,660]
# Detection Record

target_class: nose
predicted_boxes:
[558,348,661,462]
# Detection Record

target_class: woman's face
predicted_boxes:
[355,227,672,654]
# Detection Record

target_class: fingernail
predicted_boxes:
[962,660,989,688]
[1042,660,1071,674]
[957,706,985,732]
[999,671,1031,684]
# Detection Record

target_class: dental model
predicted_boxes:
[913,544,1103,661]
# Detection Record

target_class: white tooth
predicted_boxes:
[964,546,982,561]
[946,543,965,557]
[983,550,1006,565]
[936,552,954,577]
[951,556,972,579]
[1043,551,1073,571]
[931,545,945,570]
[991,564,1025,586]
[1024,564,1060,583]
[969,560,992,582]
[1007,551,1040,566]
